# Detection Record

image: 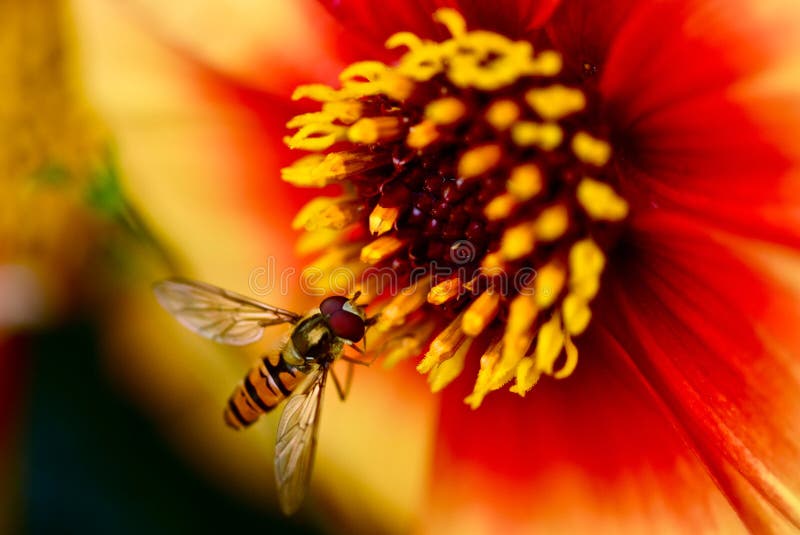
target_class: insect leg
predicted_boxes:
[329,362,354,401]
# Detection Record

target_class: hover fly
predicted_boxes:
[153,278,374,515]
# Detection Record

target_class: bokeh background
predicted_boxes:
[1,1,436,533]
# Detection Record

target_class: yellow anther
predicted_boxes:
[425,97,466,125]
[283,122,347,151]
[378,276,432,329]
[348,117,403,144]
[381,322,435,368]
[484,193,518,221]
[535,313,565,375]
[292,196,338,230]
[562,293,591,335]
[511,121,563,150]
[406,120,440,149]
[282,151,386,187]
[339,60,389,83]
[529,50,562,76]
[360,235,405,264]
[507,164,543,201]
[433,8,467,38]
[457,144,502,179]
[464,340,503,409]
[378,277,430,330]
[296,229,339,256]
[462,290,501,336]
[369,204,400,236]
[417,312,466,373]
[322,100,363,124]
[429,338,470,392]
[572,131,611,166]
[509,356,540,396]
[481,252,505,270]
[500,221,536,260]
[291,83,351,102]
[534,261,566,308]
[428,276,462,305]
[485,99,520,131]
[396,45,445,81]
[499,292,538,382]
[576,178,629,221]
[555,334,579,379]
[385,31,424,51]
[525,85,586,120]
[286,111,336,129]
[568,238,606,300]
[534,205,569,241]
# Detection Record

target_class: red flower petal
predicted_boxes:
[600,213,800,530]
[423,326,746,533]
[600,0,800,247]
[316,0,560,46]
[546,0,643,78]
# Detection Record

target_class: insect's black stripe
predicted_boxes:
[265,355,293,397]
[243,375,271,412]
[227,398,248,427]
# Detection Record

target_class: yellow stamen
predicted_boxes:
[428,276,462,305]
[555,334,579,379]
[406,120,440,149]
[507,164,543,201]
[360,235,405,264]
[462,289,501,336]
[433,8,467,38]
[429,338,471,392]
[484,193,518,221]
[457,144,502,179]
[296,229,340,256]
[534,205,569,241]
[485,99,520,131]
[534,261,566,308]
[348,117,403,144]
[576,178,629,221]
[562,292,591,335]
[385,31,424,51]
[417,312,466,373]
[292,83,351,102]
[498,293,538,383]
[511,121,563,150]
[282,151,386,187]
[525,85,586,120]
[572,131,611,166]
[369,204,400,236]
[309,201,362,231]
[509,356,540,396]
[286,111,336,129]
[481,252,505,271]
[500,221,536,260]
[534,313,565,375]
[322,100,364,124]
[381,321,436,368]
[378,276,432,328]
[425,97,466,125]
[568,238,605,300]
[284,122,347,151]
[529,50,562,76]
[292,196,338,230]
[464,340,503,409]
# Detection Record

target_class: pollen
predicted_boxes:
[282,8,630,408]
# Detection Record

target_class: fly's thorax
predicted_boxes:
[286,312,338,365]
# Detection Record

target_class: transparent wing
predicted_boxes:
[274,367,327,515]
[153,277,301,345]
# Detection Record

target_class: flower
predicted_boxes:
[75,0,800,533]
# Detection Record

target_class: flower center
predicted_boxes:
[282,9,629,407]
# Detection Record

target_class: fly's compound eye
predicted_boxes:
[328,310,365,342]
[320,295,349,316]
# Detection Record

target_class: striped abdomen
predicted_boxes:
[224,352,306,430]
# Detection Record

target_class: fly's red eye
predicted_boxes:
[320,296,348,316]
[328,310,365,342]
